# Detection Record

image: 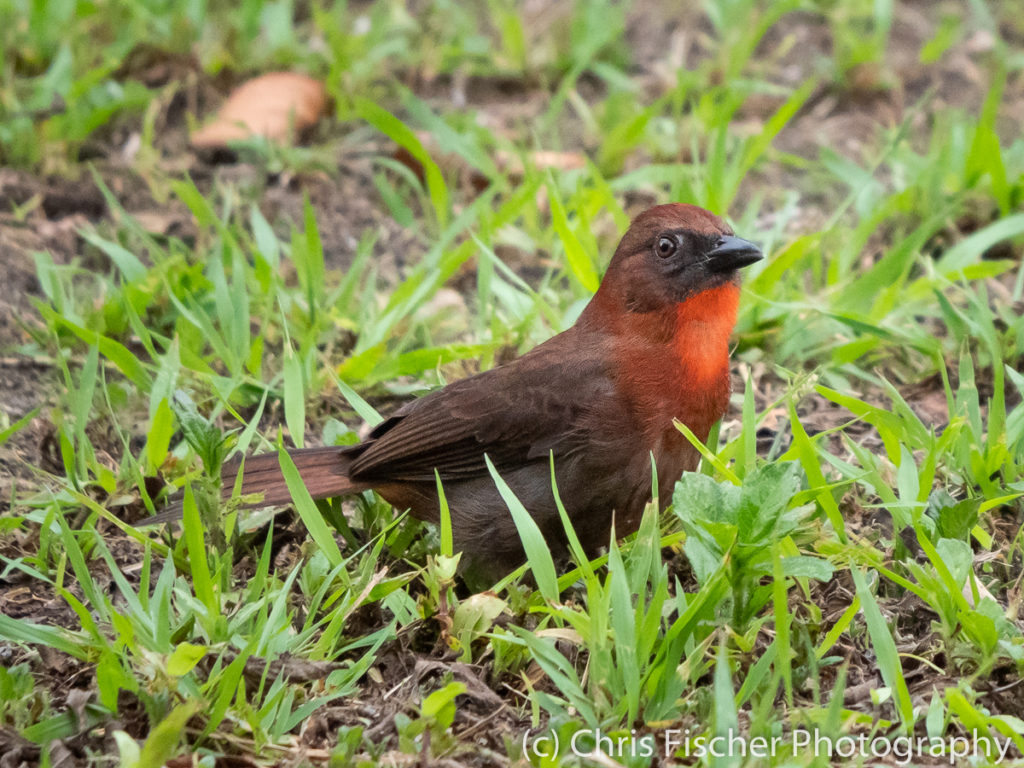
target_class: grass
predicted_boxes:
[1,0,1024,765]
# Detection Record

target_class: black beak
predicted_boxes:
[707,235,763,272]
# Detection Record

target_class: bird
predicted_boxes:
[154,203,762,581]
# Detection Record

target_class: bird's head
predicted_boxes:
[597,203,762,313]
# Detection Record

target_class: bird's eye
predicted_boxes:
[656,236,677,258]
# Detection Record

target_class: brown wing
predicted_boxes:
[347,331,615,483]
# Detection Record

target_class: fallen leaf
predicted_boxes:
[390,133,587,196]
[493,149,587,177]
[962,577,997,609]
[191,72,327,149]
[123,209,188,237]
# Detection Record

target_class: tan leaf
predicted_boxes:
[191,72,327,149]
[962,576,997,609]
[495,149,588,177]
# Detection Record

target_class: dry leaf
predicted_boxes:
[124,209,188,237]
[493,149,587,177]
[390,133,587,199]
[191,72,327,149]
[962,577,997,609]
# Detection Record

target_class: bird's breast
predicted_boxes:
[609,282,740,460]
[673,283,740,386]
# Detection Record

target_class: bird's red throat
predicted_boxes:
[674,282,740,387]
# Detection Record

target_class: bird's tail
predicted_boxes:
[142,446,363,525]
[223,446,361,506]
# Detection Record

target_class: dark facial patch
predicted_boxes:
[610,205,730,265]
[599,203,756,314]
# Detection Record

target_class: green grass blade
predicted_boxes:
[485,456,558,601]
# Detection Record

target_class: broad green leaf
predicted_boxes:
[167,642,207,676]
